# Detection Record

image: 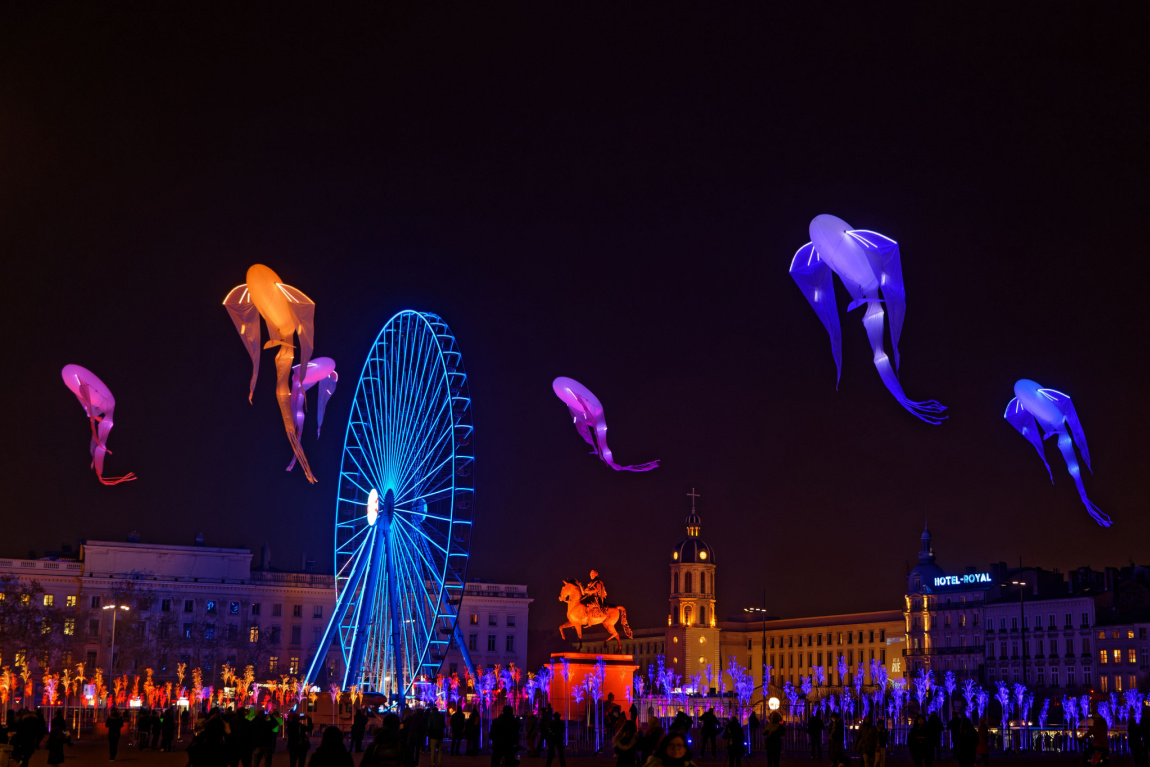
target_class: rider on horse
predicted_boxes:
[580,570,607,620]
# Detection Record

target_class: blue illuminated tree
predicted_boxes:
[913,668,934,716]
[995,683,1012,747]
[961,680,979,719]
[1125,690,1144,725]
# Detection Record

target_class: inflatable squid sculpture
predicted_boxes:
[790,214,947,424]
[60,364,137,485]
[286,357,338,472]
[552,376,659,472]
[223,264,318,483]
[1005,379,1110,527]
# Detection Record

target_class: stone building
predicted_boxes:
[0,538,530,689]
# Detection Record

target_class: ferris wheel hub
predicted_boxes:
[366,488,380,526]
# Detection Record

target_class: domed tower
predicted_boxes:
[665,489,720,683]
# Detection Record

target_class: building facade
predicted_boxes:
[904,524,989,680]
[443,580,533,675]
[0,540,342,686]
[719,611,906,702]
[0,539,529,689]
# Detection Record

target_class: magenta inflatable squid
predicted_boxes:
[285,357,338,472]
[552,376,659,472]
[223,264,318,483]
[60,364,137,485]
[1005,379,1110,527]
[790,214,947,424]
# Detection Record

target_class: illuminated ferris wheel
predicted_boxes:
[304,310,475,705]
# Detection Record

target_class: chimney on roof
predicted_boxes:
[260,542,271,570]
[127,531,140,543]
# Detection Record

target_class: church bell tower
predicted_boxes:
[665,489,720,685]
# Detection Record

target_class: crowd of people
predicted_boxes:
[2,699,1149,767]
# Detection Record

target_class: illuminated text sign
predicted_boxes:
[933,573,991,587]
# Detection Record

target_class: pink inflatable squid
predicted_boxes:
[552,376,659,472]
[286,357,338,472]
[60,364,137,485]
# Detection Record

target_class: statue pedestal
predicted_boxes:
[548,652,638,722]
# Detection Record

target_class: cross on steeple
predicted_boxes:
[687,488,700,513]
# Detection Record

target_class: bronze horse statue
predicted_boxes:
[558,579,633,651]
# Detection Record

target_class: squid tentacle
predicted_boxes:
[860,297,947,424]
[1054,433,1110,527]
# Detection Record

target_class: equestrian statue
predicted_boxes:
[558,569,633,651]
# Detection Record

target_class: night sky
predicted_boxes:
[3,6,1147,634]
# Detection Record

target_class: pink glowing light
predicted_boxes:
[60,364,137,485]
[552,376,658,472]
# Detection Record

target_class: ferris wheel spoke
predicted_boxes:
[394,412,452,493]
[393,512,451,558]
[394,482,452,506]
[347,430,386,489]
[396,454,454,501]
[392,521,445,586]
[339,469,373,497]
[360,378,390,486]
[392,328,433,476]
[388,319,424,471]
[393,399,452,489]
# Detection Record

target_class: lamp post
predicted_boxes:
[745,593,769,717]
[103,603,130,686]
[1010,580,1027,686]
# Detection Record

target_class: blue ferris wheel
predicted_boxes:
[304,310,475,706]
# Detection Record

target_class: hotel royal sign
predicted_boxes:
[933,572,992,588]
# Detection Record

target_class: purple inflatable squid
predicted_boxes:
[552,376,659,472]
[60,364,137,485]
[790,214,947,424]
[1005,379,1110,527]
[286,357,338,472]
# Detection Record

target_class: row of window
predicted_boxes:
[1097,628,1145,640]
[769,629,886,649]
[769,648,887,671]
[910,594,984,611]
[671,571,711,595]
[985,613,1091,630]
[34,594,326,620]
[987,666,1090,687]
[1098,647,1148,666]
[467,633,516,652]
[1099,675,1140,693]
[467,613,516,627]
[986,637,1091,659]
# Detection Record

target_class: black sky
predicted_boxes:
[1,5,1147,633]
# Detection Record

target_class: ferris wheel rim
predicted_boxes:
[330,309,473,697]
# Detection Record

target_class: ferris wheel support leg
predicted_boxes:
[303,536,374,688]
[385,524,406,714]
[345,531,386,690]
[453,620,477,681]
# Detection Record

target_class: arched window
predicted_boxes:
[700,572,707,594]
[673,572,679,594]
[685,572,693,593]
[684,605,693,625]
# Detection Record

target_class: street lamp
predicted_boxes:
[745,591,769,716]
[1011,580,1027,687]
[103,603,130,683]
